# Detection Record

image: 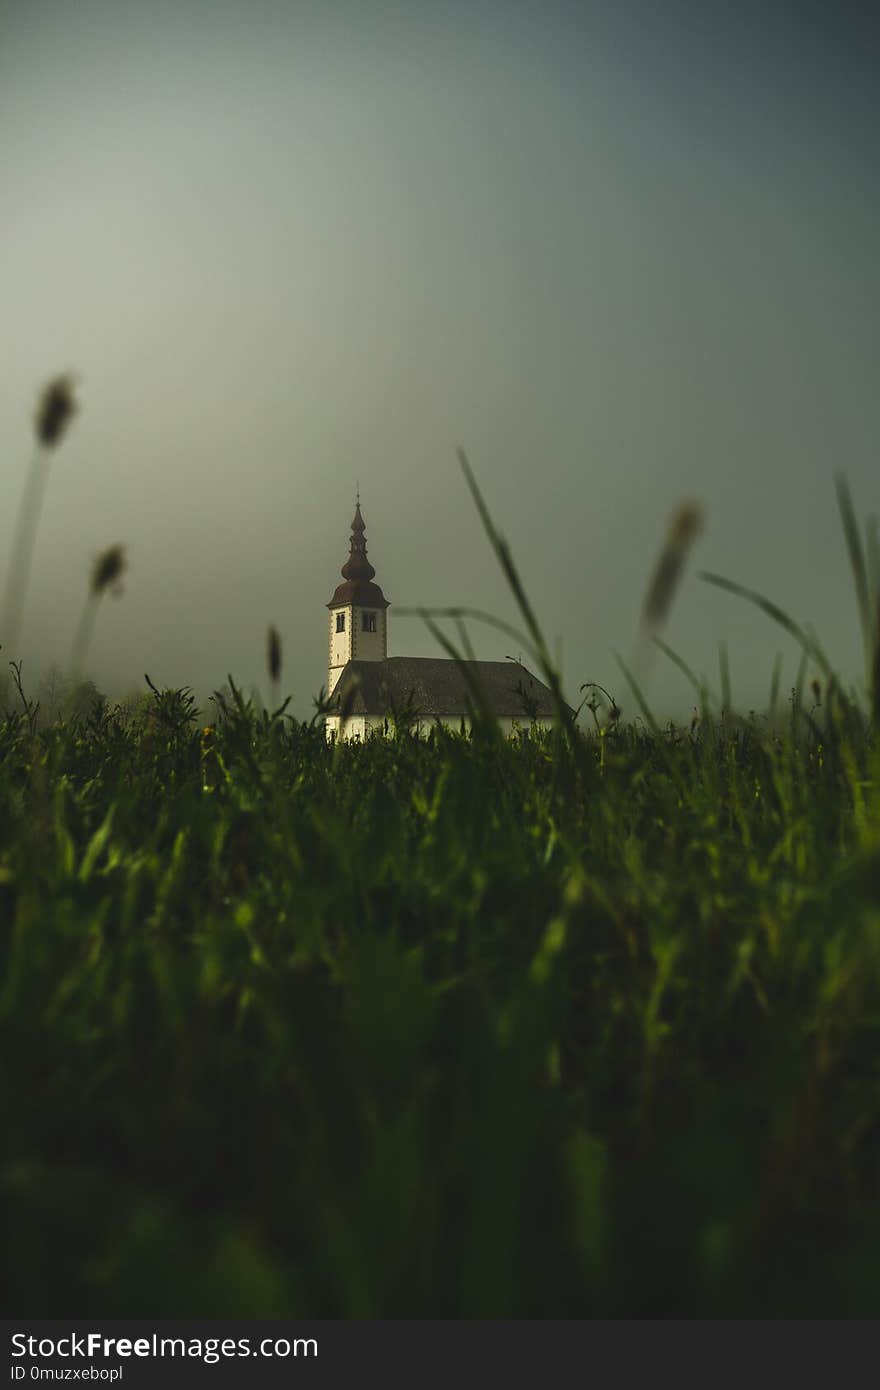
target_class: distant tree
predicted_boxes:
[30,666,107,726]
[67,678,105,722]
[114,690,154,728]
[34,663,69,726]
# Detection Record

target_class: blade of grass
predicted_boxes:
[867,519,880,723]
[652,636,716,718]
[866,516,880,612]
[417,609,499,733]
[395,606,537,665]
[836,474,871,679]
[873,593,880,725]
[790,646,808,741]
[768,651,783,724]
[453,614,478,666]
[457,448,575,739]
[719,640,731,715]
[613,650,686,796]
[699,571,835,682]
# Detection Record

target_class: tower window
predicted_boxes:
[336,613,345,633]
[362,612,377,633]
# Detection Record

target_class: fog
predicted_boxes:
[2,0,878,720]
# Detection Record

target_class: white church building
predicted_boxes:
[324,500,566,741]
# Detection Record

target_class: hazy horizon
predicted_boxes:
[2,0,878,721]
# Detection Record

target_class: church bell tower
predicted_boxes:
[327,498,389,695]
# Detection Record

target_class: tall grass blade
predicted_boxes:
[699,571,834,682]
[718,640,731,715]
[835,474,871,679]
[68,592,100,682]
[456,449,545,657]
[0,451,52,665]
[768,651,782,723]
[866,516,880,612]
[0,376,80,676]
[614,650,686,794]
[867,519,880,723]
[871,593,880,726]
[456,448,574,739]
[396,606,537,665]
[613,652,662,738]
[790,645,809,739]
[652,636,714,714]
[417,609,499,732]
[68,546,127,682]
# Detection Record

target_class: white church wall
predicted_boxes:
[327,604,352,695]
[350,608,387,664]
[328,605,387,696]
[325,712,555,743]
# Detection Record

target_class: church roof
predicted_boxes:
[328,657,570,720]
[328,500,389,610]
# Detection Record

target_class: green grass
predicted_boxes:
[3,439,880,1317]
[2,677,880,1317]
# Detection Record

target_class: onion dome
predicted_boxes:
[328,499,389,609]
[341,502,375,582]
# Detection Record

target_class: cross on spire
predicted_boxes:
[327,493,389,612]
[341,496,374,581]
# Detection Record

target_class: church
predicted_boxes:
[324,500,565,740]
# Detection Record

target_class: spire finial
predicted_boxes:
[328,491,389,612]
[341,493,374,581]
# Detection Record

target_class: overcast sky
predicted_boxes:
[1,0,878,720]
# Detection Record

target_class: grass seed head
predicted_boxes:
[669,501,703,549]
[267,625,282,683]
[35,374,79,449]
[642,500,705,630]
[91,545,127,596]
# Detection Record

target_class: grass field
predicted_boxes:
[3,411,880,1316]
[2,667,880,1317]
